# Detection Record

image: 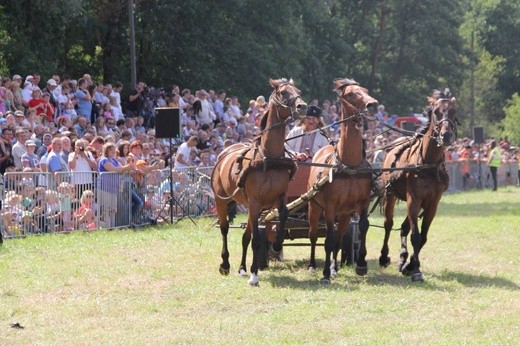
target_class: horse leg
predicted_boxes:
[307,202,320,272]
[216,200,231,276]
[355,210,369,276]
[248,203,262,286]
[270,198,288,261]
[408,204,438,282]
[401,201,421,279]
[379,195,396,268]
[238,224,251,276]
[321,211,336,284]
[332,216,349,277]
[398,217,411,274]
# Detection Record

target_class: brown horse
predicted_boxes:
[307,78,378,284]
[379,89,458,282]
[211,78,307,286]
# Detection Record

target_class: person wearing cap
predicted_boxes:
[21,140,40,172]
[22,78,34,105]
[27,88,46,115]
[42,79,58,108]
[285,105,329,161]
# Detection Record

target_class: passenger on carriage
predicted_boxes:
[285,105,329,162]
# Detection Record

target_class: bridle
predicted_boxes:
[430,98,458,146]
[261,82,306,133]
[338,92,375,130]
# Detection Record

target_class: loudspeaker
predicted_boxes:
[473,126,484,144]
[155,107,181,138]
[402,121,416,132]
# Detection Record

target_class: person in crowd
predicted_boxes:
[487,139,502,191]
[285,105,329,162]
[73,189,96,230]
[57,83,77,119]
[60,136,72,163]
[116,141,131,165]
[73,115,88,139]
[0,126,14,174]
[75,78,92,118]
[42,79,58,108]
[97,142,134,228]
[174,135,198,169]
[36,133,52,158]
[126,140,142,161]
[12,128,28,170]
[47,137,70,184]
[127,81,146,118]
[21,140,40,172]
[69,138,97,200]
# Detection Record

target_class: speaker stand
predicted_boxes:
[157,137,197,226]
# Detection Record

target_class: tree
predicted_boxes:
[501,93,520,146]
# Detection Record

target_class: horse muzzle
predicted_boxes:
[366,102,378,115]
[295,101,308,117]
[441,132,455,147]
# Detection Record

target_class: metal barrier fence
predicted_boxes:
[0,161,517,239]
[0,166,216,239]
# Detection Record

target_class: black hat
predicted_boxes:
[306,105,322,118]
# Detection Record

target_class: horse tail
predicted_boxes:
[227,201,237,223]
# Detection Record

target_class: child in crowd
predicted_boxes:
[73,189,96,230]
[44,190,62,232]
[57,182,75,231]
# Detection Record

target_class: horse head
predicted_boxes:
[334,78,378,127]
[268,78,307,120]
[427,88,458,147]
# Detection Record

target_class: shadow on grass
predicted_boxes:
[265,259,520,291]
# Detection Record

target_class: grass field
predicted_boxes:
[1,187,520,345]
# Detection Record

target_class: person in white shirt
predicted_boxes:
[69,139,97,199]
[174,136,198,169]
[285,106,329,162]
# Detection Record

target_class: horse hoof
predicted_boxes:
[320,277,331,285]
[355,266,368,276]
[411,272,424,282]
[399,262,412,276]
[238,268,248,277]
[330,269,338,278]
[248,274,260,287]
[308,266,316,274]
[219,266,230,276]
[379,256,391,268]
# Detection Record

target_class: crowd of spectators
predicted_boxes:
[1,72,518,236]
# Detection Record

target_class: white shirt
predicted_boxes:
[174,142,193,169]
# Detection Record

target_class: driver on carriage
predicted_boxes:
[285,105,329,162]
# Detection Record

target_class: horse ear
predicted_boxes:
[269,79,278,88]
[289,78,294,85]
[451,97,457,106]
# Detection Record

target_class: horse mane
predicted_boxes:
[333,78,359,93]
[260,109,269,131]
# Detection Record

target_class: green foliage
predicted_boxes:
[502,93,520,145]
[0,0,517,141]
